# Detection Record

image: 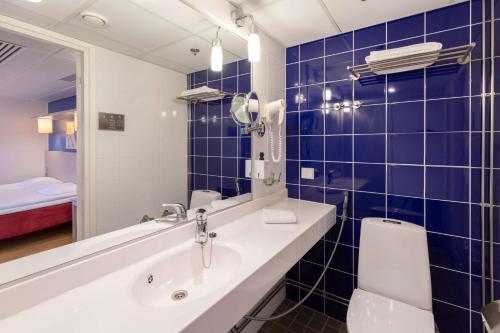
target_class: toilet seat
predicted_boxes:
[347,289,435,333]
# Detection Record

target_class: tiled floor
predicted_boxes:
[258,299,347,333]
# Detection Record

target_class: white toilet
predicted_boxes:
[189,190,221,209]
[347,217,435,333]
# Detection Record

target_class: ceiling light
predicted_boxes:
[211,27,223,72]
[79,12,108,29]
[25,0,43,2]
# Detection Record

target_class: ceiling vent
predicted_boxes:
[0,40,23,65]
[59,74,77,83]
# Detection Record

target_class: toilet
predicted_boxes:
[189,190,221,209]
[347,218,435,333]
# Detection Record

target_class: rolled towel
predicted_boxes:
[263,208,297,224]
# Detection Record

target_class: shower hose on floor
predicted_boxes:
[242,191,350,323]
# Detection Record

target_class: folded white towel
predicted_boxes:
[211,199,239,210]
[180,85,218,97]
[366,42,442,75]
[366,42,442,62]
[262,209,297,224]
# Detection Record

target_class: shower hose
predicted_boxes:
[242,191,350,322]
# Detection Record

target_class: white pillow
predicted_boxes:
[37,183,76,196]
[20,177,62,188]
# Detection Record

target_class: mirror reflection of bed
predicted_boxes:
[0,28,78,263]
[0,153,77,263]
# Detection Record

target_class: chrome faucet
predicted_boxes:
[195,208,208,244]
[160,203,187,222]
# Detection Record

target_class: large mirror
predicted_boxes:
[0,0,253,284]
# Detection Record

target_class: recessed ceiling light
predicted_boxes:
[79,12,108,29]
[25,0,43,2]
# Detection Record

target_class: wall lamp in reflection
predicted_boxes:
[332,100,362,112]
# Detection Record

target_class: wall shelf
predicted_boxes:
[176,90,234,103]
[347,43,476,80]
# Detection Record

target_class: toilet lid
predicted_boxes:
[347,289,434,333]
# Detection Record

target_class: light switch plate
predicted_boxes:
[301,167,315,180]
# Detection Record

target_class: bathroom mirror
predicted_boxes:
[230,94,253,126]
[230,91,259,126]
[229,91,265,137]
[0,0,253,285]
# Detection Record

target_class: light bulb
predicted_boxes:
[248,32,261,63]
[211,39,223,72]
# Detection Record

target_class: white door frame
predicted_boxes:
[0,14,97,239]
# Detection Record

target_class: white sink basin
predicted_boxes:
[132,242,242,307]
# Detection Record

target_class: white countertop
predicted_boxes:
[0,197,334,333]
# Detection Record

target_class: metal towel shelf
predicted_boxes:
[347,43,476,80]
[176,90,235,103]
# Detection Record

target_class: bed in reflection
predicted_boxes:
[0,177,75,240]
[0,152,76,241]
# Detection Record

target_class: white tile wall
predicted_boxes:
[93,47,187,235]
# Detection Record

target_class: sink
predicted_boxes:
[132,242,242,307]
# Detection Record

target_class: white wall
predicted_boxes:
[252,30,286,199]
[93,47,187,235]
[0,98,47,184]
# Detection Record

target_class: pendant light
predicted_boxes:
[247,16,261,63]
[211,27,223,72]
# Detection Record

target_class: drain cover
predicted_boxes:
[171,290,188,301]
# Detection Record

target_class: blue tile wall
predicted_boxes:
[187,60,252,202]
[284,2,499,332]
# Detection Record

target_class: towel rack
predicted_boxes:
[176,90,235,103]
[347,43,476,80]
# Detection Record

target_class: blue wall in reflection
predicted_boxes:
[187,60,252,201]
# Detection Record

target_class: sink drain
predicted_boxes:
[171,290,188,301]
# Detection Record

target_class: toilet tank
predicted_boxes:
[358,217,432,311]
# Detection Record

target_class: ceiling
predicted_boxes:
[234,0,467,47]
[0,0,248,74]
[0,0,467,75]
[0,27,76,101]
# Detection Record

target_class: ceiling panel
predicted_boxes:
[151,35,212,72]
[245,0,340,47]
[323,0,467,33]
[129,0,211,33]
[66,0,191,53]
[0,28,76,101]
[150,34,240,72]
[2,0,89,21]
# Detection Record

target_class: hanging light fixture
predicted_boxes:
[37,116,53,134]
[247,16,260,63]
[211,27,223,72]
[231,3,261,64]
